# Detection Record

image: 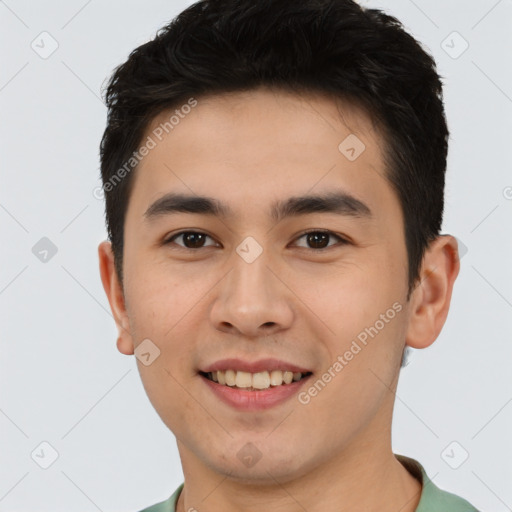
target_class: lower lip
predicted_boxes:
[200,374,312,411]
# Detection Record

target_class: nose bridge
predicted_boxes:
[228,238,276,309]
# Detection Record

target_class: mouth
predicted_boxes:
[198,358,314,410]
[199,369,313,391]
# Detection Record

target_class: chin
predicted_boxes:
[202,444,315,485]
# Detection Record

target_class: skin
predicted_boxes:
[98,87,460,512]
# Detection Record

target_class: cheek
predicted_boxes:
[125,259,202,337]
[126,273,204,428]
[138,362,207,440]
[294,256,407,387]
[300,311,405,447]
[289,256,395,332]
[124,271,205,420]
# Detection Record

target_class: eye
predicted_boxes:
[163,229,348,251]
[164,231,218,249]
[292,229,349,250]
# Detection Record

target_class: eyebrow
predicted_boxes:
[143,190,372,223]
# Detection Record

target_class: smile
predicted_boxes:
[200,369,313,391]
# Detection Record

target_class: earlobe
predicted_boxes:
[405,235,460,350]
[116,335,134,356]
[98,241,135,356]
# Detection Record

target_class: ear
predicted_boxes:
[98,240,134,355]
[405,235,460,349]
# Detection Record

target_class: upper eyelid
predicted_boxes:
[164,230,219,246]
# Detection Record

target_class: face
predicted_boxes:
[102,88,419,482]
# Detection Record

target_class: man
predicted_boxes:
[97,0,480,510]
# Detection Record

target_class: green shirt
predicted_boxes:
[138,455,479,511]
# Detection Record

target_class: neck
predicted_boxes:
[175,414,422,512]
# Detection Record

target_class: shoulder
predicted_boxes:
[395,454,480,512]
[419,481,480,511]
[136,483,184,512]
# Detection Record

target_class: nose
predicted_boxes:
[209,245,294,338]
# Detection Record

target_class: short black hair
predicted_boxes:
[99,0,449,300]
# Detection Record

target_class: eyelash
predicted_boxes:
[163,229,350,251]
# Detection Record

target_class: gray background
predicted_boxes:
[1,0,511,510]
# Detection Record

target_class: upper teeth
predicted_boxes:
[208,370,304,389]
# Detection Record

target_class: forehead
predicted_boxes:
[129,87,397,224]
[145,87,383,159]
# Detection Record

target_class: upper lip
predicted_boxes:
[200,358,312,374]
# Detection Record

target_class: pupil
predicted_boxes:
[308,232,328,249]
[185,232,205,248]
